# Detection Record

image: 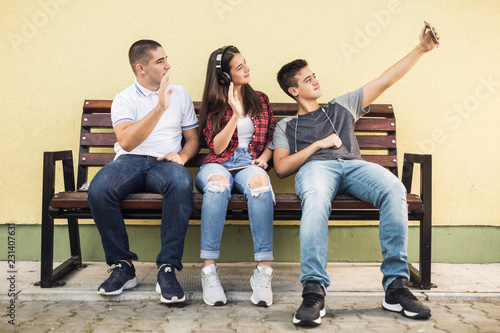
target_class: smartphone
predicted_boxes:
[424,20,439,45]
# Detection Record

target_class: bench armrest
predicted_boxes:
[402,153,432,214]
[42,151,75,212]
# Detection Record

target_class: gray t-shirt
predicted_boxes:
[269,87,369,163]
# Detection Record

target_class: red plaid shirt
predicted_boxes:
[202,91,276,164]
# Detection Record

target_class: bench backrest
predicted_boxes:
[77,100,398,189]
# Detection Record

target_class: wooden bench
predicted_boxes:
[40,99,432,289]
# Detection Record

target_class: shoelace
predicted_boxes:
[106,263,123,278]
[205,271,222,288]
[255,271,272,288]
[161,265,179,286]
[302,293,324,307]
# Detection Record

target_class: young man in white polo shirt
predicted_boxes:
[88,40,200,303]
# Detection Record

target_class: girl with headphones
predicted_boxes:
[196,46,276,307]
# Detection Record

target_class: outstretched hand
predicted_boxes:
[228,82,243,118]
[420,24,440,51]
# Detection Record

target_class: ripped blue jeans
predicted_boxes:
[195,148,274,262]
[295,159,410,292]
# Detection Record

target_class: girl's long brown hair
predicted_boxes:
[198,46,263,139]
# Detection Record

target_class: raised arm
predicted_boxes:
[362,24,440,108]
[213,82,242,155]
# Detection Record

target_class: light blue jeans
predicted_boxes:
[195,148,274,262]
[295,159,409,292]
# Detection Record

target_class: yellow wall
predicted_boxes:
[1,0,499,227]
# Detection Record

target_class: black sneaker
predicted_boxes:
[97,260,138,295]
[292,281,326,327]
[382,277,431,319]
[156,264,186,303]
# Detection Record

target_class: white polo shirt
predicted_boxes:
[111,80,199,159]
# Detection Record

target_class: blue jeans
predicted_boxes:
[295,159,409,291]
[88,154,193,270]
[195,148,274,262]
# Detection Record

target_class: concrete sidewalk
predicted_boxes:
[5,261,500,302]
[2,262,500,332]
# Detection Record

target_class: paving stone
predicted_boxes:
[470,302,500,321]
[399,320,447,333]
[6,325,53,333]
[124,320,166,332]
[4,300,500,332]
[50,320,94,333]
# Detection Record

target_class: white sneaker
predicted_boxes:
[250,265,273,307]
[201,264,227,306]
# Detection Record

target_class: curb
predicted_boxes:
[10,290,500,303]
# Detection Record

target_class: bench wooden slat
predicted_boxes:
[361,155,397,168]
[83,100,113,113]
[51,191,422,211]
[81,112,396,132]
[79,152,397,168]
[79,153,115,166]
[356,135,396,149]
[354,118,395,131]
[81,133,116,146]
[83,100,395,117]
[78,153,208,167]
[80,132,397,149]
[192,102,395,117]
[82,114,112,127]
[78,152,210,167]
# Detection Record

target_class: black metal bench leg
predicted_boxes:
[68,217,83,264]
[39,212,56,287]
[40,217,86,287]
[419,212,432,289]
[408,213,433,290]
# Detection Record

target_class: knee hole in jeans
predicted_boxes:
[206,174,229,192]
[248,174,269,188]
[248,174,271,197]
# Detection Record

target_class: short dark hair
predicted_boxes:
[128,40,162,75]
[277,59,308,99]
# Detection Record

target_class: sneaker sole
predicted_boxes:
[156,282,186,303]
[382,300,431,319]
[292,308,326,326]
[250,276,272,307]
[203,295,227,306]
[97,276,138,296]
